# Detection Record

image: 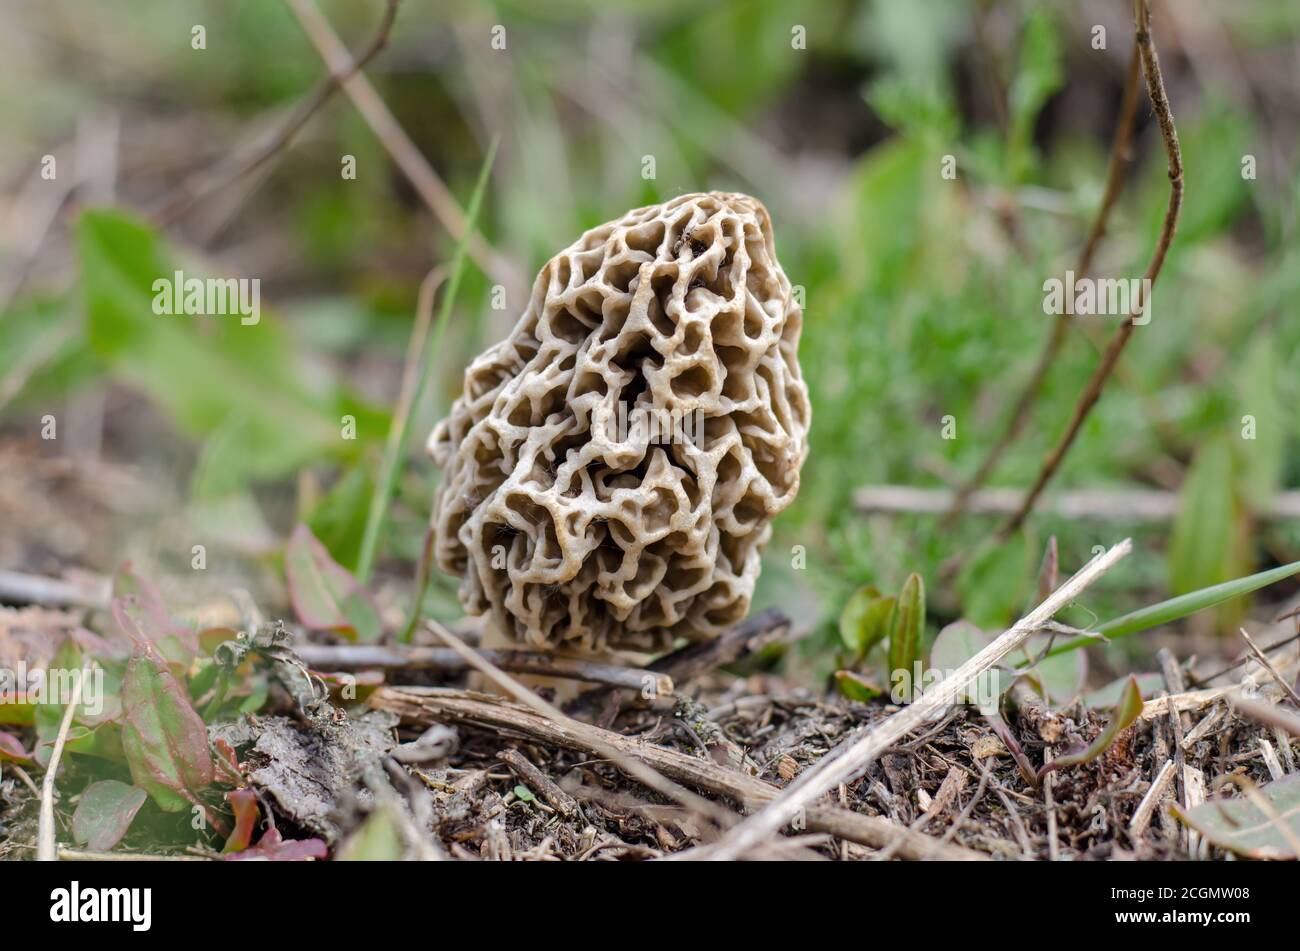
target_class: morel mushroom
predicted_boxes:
[428,192,810,659]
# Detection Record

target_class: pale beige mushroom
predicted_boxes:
[428,192,809,666]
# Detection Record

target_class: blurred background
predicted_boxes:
[2,0,1298,684]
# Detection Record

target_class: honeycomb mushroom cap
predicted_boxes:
[428,192,810,652]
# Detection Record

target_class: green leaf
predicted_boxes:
[357,137,499,583]
[111,565,199,671]
[513,784,536,803]
[1047,559,1300,659]
[285,523,382,642]
[32,642,124,763]
[337,806,404,861]
[308,464,374,572]
[1036,676,1143,783]
[0,731,33,764]
[120,644,215,812]
[887,573,925,693]
[0,296,97,409]
[959,531,1033,628]
[46,723,125,763]
[834,669,884,703]
[1236,335,1284,506]
[72,780,147,852]
[1173,773,1300,860]
[1169,436,1247,609]
[841,138,927,294]
[1019,635,1087,708]
[838,586,894,658]
[929,621,1000,706]
[77,209,383,492]
[1008,9,1064,180]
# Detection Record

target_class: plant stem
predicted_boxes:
[356,138,498,584]
[995,0,1183,540]
[944,46,1144,528]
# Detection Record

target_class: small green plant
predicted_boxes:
[835,571,925,703]
[1046,559,1300,660]
[356,137,499,587]
[16,566,333,858]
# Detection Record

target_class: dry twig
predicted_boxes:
[564,607,789,715]
[703,539,1132,860]
[1238,628,1300,707]
[37,668,86,862]
[422,620,736,830]
[1129,759,1176,839]
[297,641,672,694]
[499,748,580,818]
[283,0,523,299]
[155,0,401,224]
[369,685,986,861]
[996,0,1183,539]
[945,46,1144,526]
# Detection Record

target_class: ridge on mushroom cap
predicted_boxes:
[428,191,810,652]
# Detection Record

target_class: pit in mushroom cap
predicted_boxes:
[428,192,810,654]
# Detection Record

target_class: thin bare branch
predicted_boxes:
[155,0,400,225]
[296,640,672,694]
[1233,696,1300,737]
[0,569,110,610]
[283,0,524,300]
[37,668,86,862]
[944,46,1143,527]
[1238,627,1300,707]
[995,1,1183,540]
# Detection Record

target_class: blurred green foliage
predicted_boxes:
[2,0,1299,675]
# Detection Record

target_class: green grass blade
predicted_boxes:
[355,137,499,585]
[1046,559,1300,659]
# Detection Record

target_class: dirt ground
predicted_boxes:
[2,433,1298,861]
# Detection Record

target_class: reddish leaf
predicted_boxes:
[223,789,260,853]
[120,643,214,811]
[213,738,242,784]
[285,524,381,642]
[224,828,327,862]
[1036,676,1143,783]
[72,780,147,851]
[111,565,200,667]
[0,731,32,764]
